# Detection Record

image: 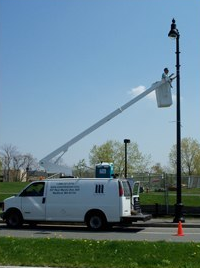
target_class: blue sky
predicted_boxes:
[0,0,199,170]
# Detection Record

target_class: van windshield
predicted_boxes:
[121,181,131,197]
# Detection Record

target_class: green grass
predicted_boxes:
[0,183,200,267]
[140,191,200,207]
[0,182,29,193]
[182,188,200,194]
[0,237,200,268]
[0,182,29,201]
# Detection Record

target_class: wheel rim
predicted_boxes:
[7,212,21,227]
[9,215,19,226]
[90,215,102,229]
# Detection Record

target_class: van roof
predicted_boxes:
[38,178,127,182]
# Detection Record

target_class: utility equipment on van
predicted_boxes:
[39,77,175,176]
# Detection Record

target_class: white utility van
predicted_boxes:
[1,178,151,230]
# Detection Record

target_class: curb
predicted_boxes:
[133,222,200,228]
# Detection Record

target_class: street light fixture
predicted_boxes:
[124,139,130,178]
[168,18,184,223]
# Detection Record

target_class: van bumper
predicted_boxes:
[121,213,152,223]
[0,212,5,220]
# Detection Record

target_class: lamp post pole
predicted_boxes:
[124,139,130,178]
[168,18,184,223]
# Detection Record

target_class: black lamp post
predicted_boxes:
[124,139,130,178]
[168,19,184,223]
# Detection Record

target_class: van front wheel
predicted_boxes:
[6,210,23,228]
[86,212,107,231]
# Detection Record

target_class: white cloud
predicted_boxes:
[128,85,145,96]
[128,85,156,101]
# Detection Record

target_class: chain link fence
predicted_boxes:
[131,173,200,215]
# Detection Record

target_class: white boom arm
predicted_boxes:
[39,78,174,175]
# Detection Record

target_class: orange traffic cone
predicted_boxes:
[175,221,184,236]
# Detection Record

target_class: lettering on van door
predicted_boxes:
[50,182,80,195]
[95,184,104,194]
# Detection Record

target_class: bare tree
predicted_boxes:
[0,144,18,181]
[73,159,94,178]
[12,153,38,181]
[20,154,39,181]
[0,144,38,181]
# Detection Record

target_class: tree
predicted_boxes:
[169,137,200,175]
[13,153,38,181]
[0,144,18,181]
[0,156,3,181]
[150,163,164,174]
[0,144,38,181]
[89,140,152,177]
[73,159,94,178]
[89,141,115,165]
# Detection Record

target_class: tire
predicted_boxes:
[86,212,107,231]
[6,210,23,228]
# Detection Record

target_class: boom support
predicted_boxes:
[40,78,173,175]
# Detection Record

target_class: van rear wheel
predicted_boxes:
[86,212,107,231]
[6,210,23,228]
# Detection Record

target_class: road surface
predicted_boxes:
[0,222,200,242]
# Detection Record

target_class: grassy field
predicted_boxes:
[1,182,200,207]
[140,191,200,207]
[0,237,200,268]
[0,182,29,201]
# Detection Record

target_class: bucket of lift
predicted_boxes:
[155,77,173,108]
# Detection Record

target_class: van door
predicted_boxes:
[132,181,141,213]
[119,180,132,216]
[19,182,46,220]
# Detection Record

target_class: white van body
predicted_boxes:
[1,178,151,230]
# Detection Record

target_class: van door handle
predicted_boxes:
[42,197,46,204]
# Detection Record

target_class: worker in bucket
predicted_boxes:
[162,67,173,88]
[162,67,170,79]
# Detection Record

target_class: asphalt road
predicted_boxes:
[1,222,200,242]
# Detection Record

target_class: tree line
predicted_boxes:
[1,137,200,181]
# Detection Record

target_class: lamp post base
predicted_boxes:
[173,203,185,223]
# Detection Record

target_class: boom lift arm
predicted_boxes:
[39,77,174,175]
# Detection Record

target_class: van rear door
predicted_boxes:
[118,180,131,216]
[132,181,141,213]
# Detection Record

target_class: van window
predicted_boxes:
[20,182,45,197]
[121,181,131,197]
[132,182,140,195]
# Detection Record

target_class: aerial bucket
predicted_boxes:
[156,78,173,108]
